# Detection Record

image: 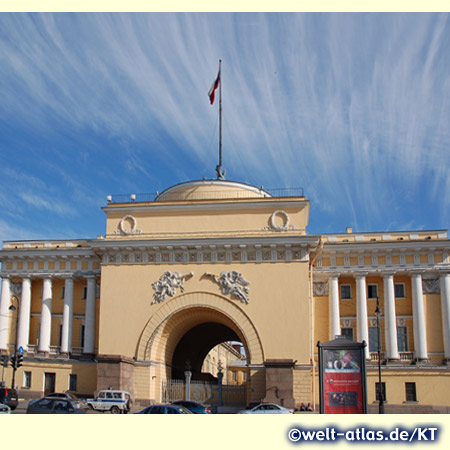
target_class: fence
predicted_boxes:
[162,379,246,407]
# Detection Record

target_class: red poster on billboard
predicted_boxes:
[323,348,364,414]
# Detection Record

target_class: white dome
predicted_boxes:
[155,180,271,202]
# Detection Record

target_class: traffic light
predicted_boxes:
[10,355,16,370]
[17,354,23,368]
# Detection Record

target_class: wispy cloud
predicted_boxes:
[0,12,449,239]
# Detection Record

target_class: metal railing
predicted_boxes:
[162,379,246,406]
[107,187,304,204]
[369,351,415,362]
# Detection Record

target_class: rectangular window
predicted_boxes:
[397,326,408,352]
[340,285,352,299]
[232,372,237,382]
[80,325,85,348]
[82,286,87,300]
[367,284,378,299]
[405,382,417,402]
[376,382,386,402]
[341,327,354,341]
[69,374,77,392]
[368,327,380,352]
[395,283,405,299]
[24,371,32,389]
[61,286,65,299]
[58,324,63,347]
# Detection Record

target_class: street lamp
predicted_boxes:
[8,295,20,390]
[375,297,384,414]
[217,359,224,407]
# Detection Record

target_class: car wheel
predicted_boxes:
[110,406,120,414]
[88,404,94,410]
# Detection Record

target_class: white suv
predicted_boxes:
[86,390,132,414]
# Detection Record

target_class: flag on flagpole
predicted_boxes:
[208,65,221,105]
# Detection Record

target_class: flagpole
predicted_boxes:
[219,59,222,173]
[216,59,225,180]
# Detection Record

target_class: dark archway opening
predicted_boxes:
[171,322,240,381]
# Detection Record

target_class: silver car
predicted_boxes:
[86,389,132,414]
[0,403,11,414]
[238,403,294,414]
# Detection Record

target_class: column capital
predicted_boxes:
[382,271,396,279]
[61,274,76,280]
[409,270,424,277]
[40,275,55,280]
[354,272,368,279]
[84,273,98,280]
[328,272,340,279]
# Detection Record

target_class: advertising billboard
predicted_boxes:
[318,338,367,414]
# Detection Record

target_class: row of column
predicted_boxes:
[0,276,97,355]
[328,272,450,361]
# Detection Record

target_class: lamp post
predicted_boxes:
[9,295,20,389]
[375,297,384,414]
[217,359,223,407]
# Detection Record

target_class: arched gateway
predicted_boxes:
[135,291,264,404]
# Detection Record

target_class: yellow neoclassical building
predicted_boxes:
[1,179,449,412]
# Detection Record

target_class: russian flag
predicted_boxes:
[208,67,221,105]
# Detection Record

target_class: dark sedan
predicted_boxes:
[136,404,193,414]
[0,388,18,410]
[26,397,93,414]
[171,400,211,414]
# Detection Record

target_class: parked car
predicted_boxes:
[136,404,193,414]
[29,392,84,409]
[26,397,93,414]
[238,403,294,414]
[0,403,11,414]
[171,400,211,414]
[0,387,19,410]
[86,389,132,414]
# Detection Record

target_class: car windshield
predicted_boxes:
[35,398,53,409]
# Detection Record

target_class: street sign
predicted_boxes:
[18,346,23,355]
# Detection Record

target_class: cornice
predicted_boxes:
[322,239,450,254]
[313,265,450,278]
[0,247,98,261]
[0,270,101,279]
[89,235,321,251]
[102,198,309,215]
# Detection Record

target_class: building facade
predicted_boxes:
[1,179,449,412]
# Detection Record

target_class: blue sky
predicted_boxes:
[0,12,449,242]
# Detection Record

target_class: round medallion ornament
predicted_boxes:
[269,210,290,231]
[119,215,137,235]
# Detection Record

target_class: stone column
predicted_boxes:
[83,276,96,355]
[355,274,369,359]
[439,273,450,361]
[60,277,74,355]
[185,371,192,401]
[0,277,11,352]
[38,278,53,354]
[410,273,428,361]
[383,273,399,360]
[17,277,32,351]
[328,275,341,339]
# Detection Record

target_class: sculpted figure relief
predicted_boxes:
[204,271,250,304]
[152,271,193,304]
